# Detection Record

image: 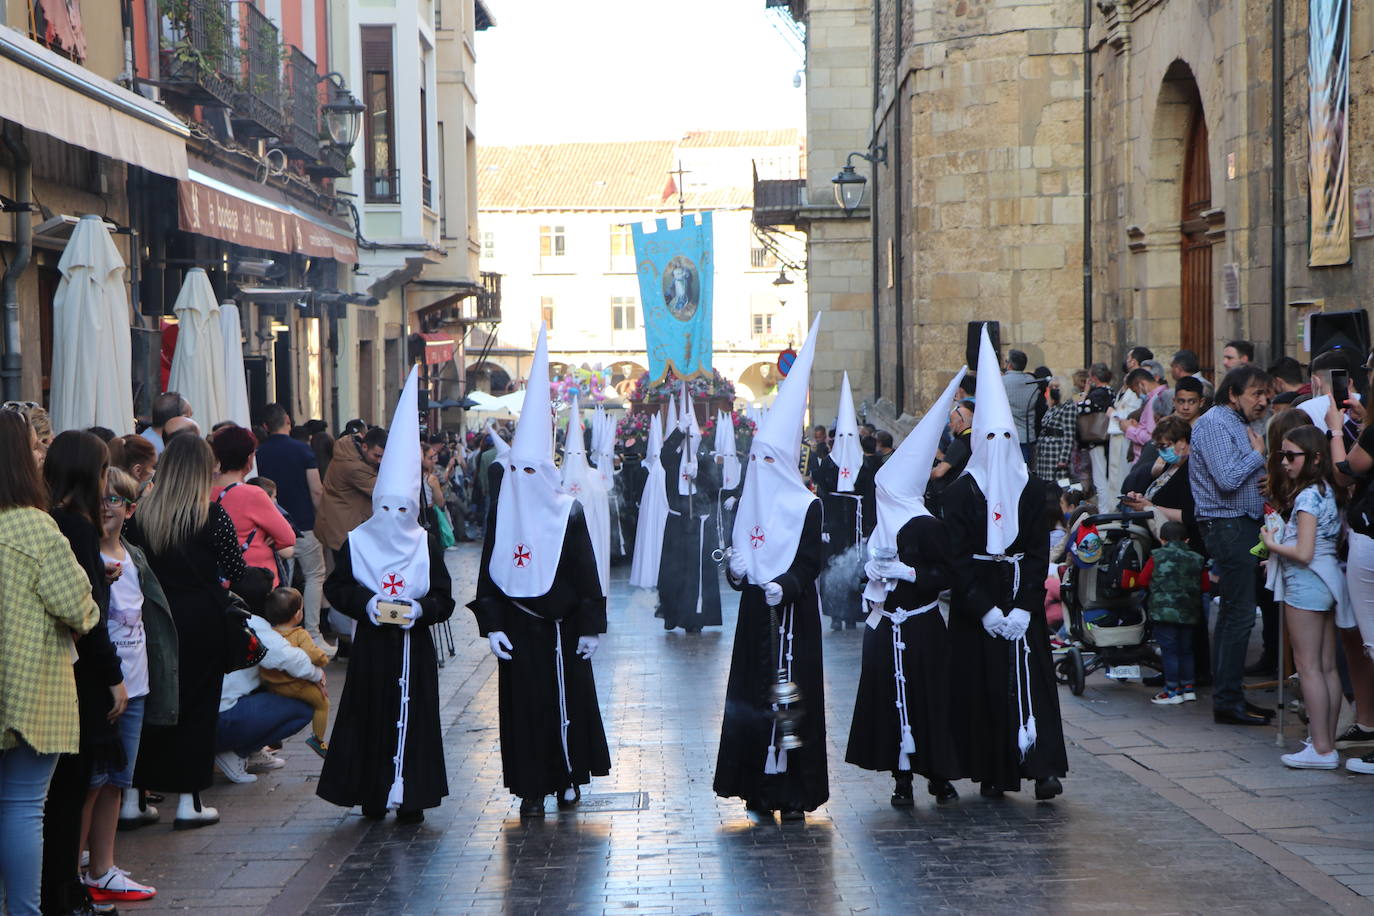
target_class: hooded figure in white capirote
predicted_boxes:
[560,396,611,595]
[468,324,610,817]
[941,324,1067,800]
[656,383,723,631]
[813,371,877,629]
[319,364,457,818]
[715,314,829,819]
[629,411,669,589]
[845,366,966,805]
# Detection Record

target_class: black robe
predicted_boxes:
[714,500,828,812]
[468,464,611,799]
[657,429,724,630]
[943,474,1068,791]
[845,515,961,780]
[318,534,455,812]
[813,455,876,624]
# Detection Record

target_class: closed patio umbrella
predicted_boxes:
[50,215,134,435]
[219,300,251,428]
[166,268,228,427]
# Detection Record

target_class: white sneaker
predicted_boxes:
[1280,741,1339,770]
[310,631,339,660]
[1345,754,1374,774]
[83,865,157,901]
[80,850,89,869]
[245,748,286,771]
[214,751,258,783]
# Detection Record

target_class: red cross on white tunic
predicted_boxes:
[749,526,765,548]
[381,573,405,596]
[513,544,531,568]
[840,467,852,479]
[568,483,582,496]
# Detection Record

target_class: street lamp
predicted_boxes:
[831,145,888,215]
[318,72,365,149]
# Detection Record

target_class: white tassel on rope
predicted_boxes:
[554,621,573,775]
[1021,637,1038,752]
[893,619,914,771]
[385,630,412,810]
[1014,637,1030,760]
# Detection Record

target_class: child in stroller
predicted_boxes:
[1056,509,1158,695]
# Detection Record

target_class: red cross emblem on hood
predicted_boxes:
[840,467,852,479]
[749,526,765,548]
[381,573,405,596]
[513,544,531,568]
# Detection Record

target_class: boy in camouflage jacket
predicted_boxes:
[1144,522,1206,705]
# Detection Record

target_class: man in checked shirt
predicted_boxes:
[1189,364,1274,727]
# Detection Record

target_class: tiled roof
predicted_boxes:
[478,129,802,212]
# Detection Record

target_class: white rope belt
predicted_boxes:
[385,630,412,810]
[878,599,938,770]
[764,603,796,776]
[835,492,863,546]
[972,551,1025,596]
[554,620,573,775]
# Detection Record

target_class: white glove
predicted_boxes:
[865,559,916,583]
[1003,608,1031,641]
[576,635,600,659]
[724,496,737,511]
[981,608,1008,639]
[763,582,784,607]
[365,595,383,626]
[821,532,831,544]
[728,547,748,579]
[488,631,513,660]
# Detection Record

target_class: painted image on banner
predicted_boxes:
[662,256,700,321]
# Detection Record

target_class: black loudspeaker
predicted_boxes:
[967,321,1001,369]
[1309,310,1370,360]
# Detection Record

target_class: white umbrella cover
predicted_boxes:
[219,300,251,428]
[166,268,228,427]
[50,215,134,435]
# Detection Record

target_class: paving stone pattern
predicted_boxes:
[113,545,1374,914]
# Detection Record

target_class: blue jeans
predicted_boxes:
[1153,622,1195,691]
[90,695,145,789]
[217,691,312,757]
[1201,516,1261,713]
[0,743,59,916]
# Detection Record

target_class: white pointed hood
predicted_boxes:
[560,396,610,594]
[348,365,430,600]
[829,372,863,492]
[870,367,967,559]
[629,411,669,588]
[666,396,679,437]
[486,420,510,459]
[490,325,576,597]
[961,325,1028,554]
[679,386,700,495]
[714,410,741,490]
[732,314,822,584]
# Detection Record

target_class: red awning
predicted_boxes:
[420,333,455,365]
[178,170,358,264]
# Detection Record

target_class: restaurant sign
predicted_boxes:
[178,174,357,264]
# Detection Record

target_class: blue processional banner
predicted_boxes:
[1309,0,1351,267]
[633,211,714,383]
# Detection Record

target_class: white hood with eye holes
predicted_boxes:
[961,324,1028,554]
[349,365,431,601]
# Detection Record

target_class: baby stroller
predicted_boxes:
[1056,510,1159,695]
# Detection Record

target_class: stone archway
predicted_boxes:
[737,361,781,403]
[1143,60,1211,367]
[466,360,513,394]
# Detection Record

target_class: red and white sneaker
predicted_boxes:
[84,865,157,901]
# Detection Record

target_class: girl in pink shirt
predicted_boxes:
[210,427,296,585]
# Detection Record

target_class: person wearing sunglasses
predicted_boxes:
[1262,426,1350,770]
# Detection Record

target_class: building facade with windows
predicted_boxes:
[475,131,807,405]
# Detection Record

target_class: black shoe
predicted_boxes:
[780,807,805,821]
[927,778,959,804]
[979,782,1004,798]
[744,798,772,815]
[844,620,857,630]
[1336,724,1374,749]
[1034,777,1063,800]
[519,797,546,818]
[361,806,386,820]
[1214,708,1270,726]
[1245,701,1276,719]
[890,773,914,808]
[1245,659,1279,677]
[830,619,843,631]
[395,808,425,825]
[556,786,582,810]
[684,626,702,634]
[1143,674,1165,688]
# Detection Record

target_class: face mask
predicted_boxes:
[1158,446,1179,465]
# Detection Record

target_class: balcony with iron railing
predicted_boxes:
[422,176,434,210]
[477,271,502,322]
[282,46,321,161]
[230,3,288,140]
[365,169,401,204]
[158,0,237,106]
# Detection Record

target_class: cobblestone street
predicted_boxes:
[110,544,1374,914]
